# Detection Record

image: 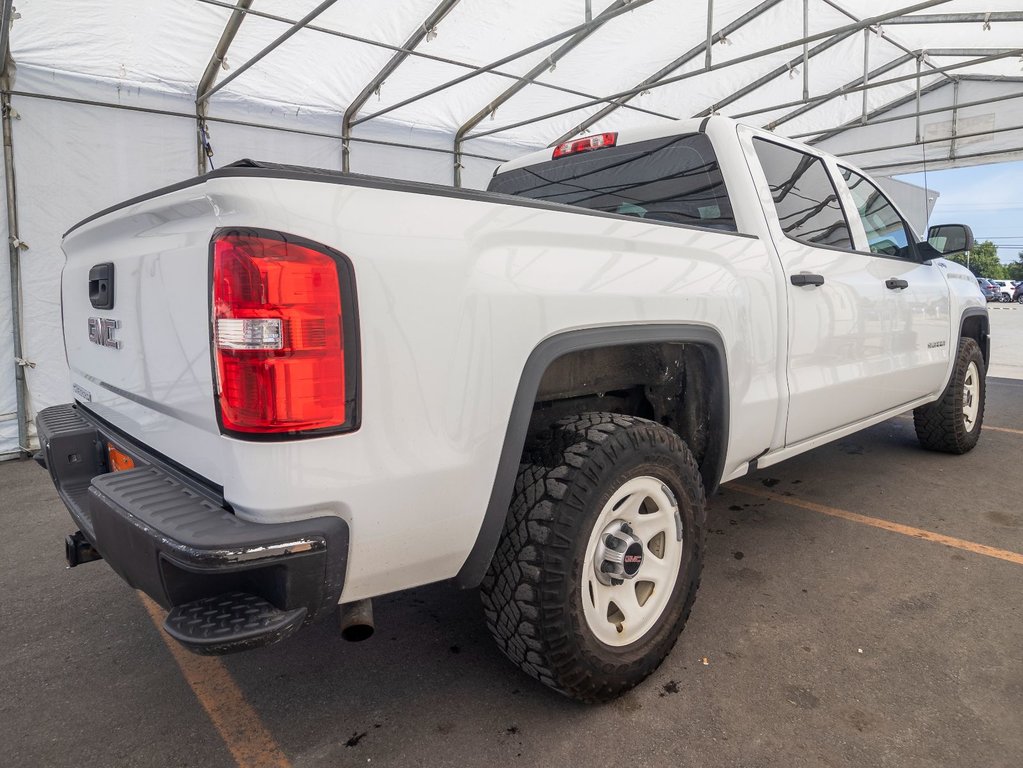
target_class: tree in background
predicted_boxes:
[943,241,1006,279]
[1007,251,1023,282]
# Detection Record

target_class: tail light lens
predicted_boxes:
[212,230,358,436]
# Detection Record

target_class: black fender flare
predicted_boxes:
[454,324,729,588]
[958,306,990,366]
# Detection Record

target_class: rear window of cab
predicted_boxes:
[488,133,737,233]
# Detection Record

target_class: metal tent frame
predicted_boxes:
[2,0,1023,456]
[6,1,1019,175]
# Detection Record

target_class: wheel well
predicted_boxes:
[528,342,725,493]
[961,313,989,367]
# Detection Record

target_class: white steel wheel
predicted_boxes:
[581,476,683,647]
[962,360,980,432]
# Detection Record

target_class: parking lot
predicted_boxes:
[2,312,1021,768]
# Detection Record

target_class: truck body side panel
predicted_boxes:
[62,174,780,600]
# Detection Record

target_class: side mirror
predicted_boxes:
[926,223,975,255]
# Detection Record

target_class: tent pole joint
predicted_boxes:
[196,0,254,176]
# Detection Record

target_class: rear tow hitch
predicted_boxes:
[65,531,102,567]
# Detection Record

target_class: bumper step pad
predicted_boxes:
[35,403,350,656]
[36,404,106,537]
[164,592,307,655]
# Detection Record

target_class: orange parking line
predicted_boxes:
[731,484,1023,567]
[985,424,1023,436]
[140,594,291,768]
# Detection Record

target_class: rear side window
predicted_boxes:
[753,138,852,249]
[488,134,736,232]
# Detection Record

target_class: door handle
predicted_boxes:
[885,278,909,290]
[790,273,825,287]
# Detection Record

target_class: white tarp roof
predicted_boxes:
[9,0,1023,174]
[2,0,1022,456]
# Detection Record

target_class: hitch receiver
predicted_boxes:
[65,531,102,567]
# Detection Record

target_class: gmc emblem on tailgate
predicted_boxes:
[88,317,121,349]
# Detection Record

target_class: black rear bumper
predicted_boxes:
[36,403,348,654]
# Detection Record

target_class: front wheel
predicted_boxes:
[913,336,985,454]
[480,413,706,703]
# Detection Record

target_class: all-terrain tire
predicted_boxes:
[479,412,706,703]
[913,336,985,454]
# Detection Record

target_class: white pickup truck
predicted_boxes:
[38,116,987,703]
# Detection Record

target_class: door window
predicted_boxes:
[840,168,915,259]
[752,138,852,249]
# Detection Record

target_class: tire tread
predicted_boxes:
[913,336,985,454]
[480,412,705,702]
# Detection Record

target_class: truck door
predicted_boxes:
[749,137,925,445]
[835,166,952,403]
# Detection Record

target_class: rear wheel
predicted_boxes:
[913,336,985,454]
[480,413,706,703]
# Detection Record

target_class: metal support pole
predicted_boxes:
[807,79,945,145]
[878,11,1023,24]
[351,0,656,129]
[1,85,26,456]
[453,0,633,186]
[820,0,955,87]
[832,122,1023,158]
[802,51,1023,145]
[859,146,1018,171]
[693,30,856,118]
[197,0,338,104]
[195,0,675,126]
[861,29,870,124]
[469,0,956,144]
[9,89,514,164]
[344,0,462,173]
[764,53,914,130]
[551,0,785,146]
[949,77,960,160]
[802,0,809,101]
[1,0,27,455]
[786,87,1023,141]
[195,0,253,176]
[585,0,592,23]
[915,55,922,142]
[705,0,714,69]
[744,49,1021,137]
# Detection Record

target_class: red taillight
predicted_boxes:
[552,132,618,159]
[212,231,355,435]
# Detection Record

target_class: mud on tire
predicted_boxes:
[479,412,706,703]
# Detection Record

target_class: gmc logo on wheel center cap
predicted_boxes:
[623,543,644,576]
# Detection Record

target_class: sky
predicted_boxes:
[898,160,1023,266]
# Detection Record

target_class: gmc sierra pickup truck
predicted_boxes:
[38,116,987,703]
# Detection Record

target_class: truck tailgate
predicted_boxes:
[61,184,224,483]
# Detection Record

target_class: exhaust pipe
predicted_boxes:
[339,598,374,642]
[65,531,102,567]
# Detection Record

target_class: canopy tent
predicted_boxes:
[2,0,1022,457]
